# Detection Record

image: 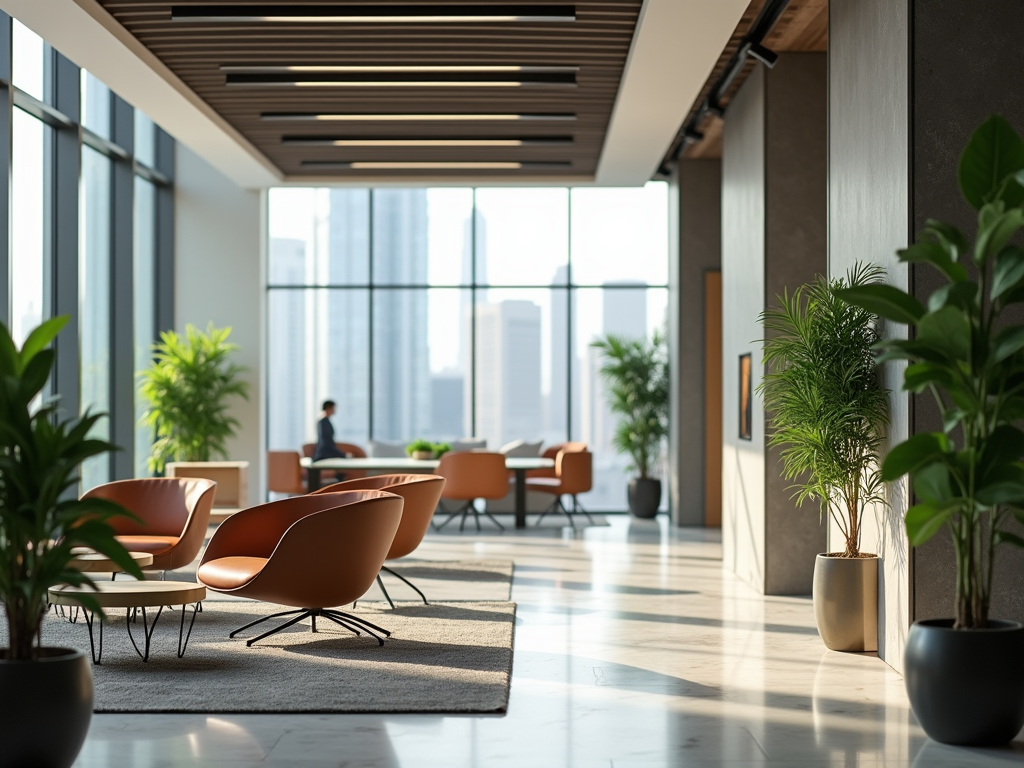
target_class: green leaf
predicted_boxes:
[958,114,1024,210]
[906,502,956,546]
[923,220,970,262]
[943,407,967,433]
[916,306,971,361]
[882,432,951,482]
[19,315,68,367]
[928,281,978,312]
[977,481,1024,507]
[976,205,1024,266]
[980,425,1024,470]
[836,285,925,326]
[899,242,968,283]
[903,363,955,393]
[992,246,1024,299]
[992,326,1024,364]
[914,463,953,503]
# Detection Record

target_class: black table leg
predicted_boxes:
[308,466,321,492]
[514,468,527,529]
[83,610,103,664]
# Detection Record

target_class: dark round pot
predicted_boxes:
[812,554,878,652]
[0,648,93,768]
[627,478,661,518]
[904,619,1024,746]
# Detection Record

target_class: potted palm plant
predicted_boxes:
[0,317,144,768]
[591,331,669,518]
[759,264,889,652]
[139,323,250,473]
[839,114,1024,746]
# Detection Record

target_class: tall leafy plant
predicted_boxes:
[591,331,669,479]
[0,317,143,660]
[140,323,250,473]
[840,115,1024,629]
[759,264,890,558]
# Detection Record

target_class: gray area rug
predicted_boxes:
[33,600,516,714]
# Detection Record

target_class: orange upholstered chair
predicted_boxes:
[434,452,509,532]
[312,474,445,607]
[526,441,587,479]
[526,449,594,528]
[268,451,305,495]
[197,490,403,646]
[82,478,217,572]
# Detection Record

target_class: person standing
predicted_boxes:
[313,400,349,462]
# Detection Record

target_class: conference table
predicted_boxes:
[301,456,555,529]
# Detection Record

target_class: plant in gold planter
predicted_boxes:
[759,263,889,652]
[0,317,144,767]
[839,115,1024,746]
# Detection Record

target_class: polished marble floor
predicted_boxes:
[74,517,1024,767]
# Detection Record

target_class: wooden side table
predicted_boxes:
[69,551,154,573]
[48,581,206,664]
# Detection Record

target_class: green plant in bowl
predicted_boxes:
[406,439,435,458]
[433,442,451,458]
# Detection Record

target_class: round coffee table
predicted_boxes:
[48,581,206,664]
[69,551,154,573]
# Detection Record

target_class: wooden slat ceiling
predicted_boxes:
[96,1,644,179]
[679,0,827,160]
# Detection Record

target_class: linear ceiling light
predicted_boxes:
[226,71,576,87]
[172,5,577,23]
[221,65,578,74]
[282,136,573,147]
[299,160,573,170]
[262,112,578,122]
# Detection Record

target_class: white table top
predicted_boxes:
[302,456,554,471]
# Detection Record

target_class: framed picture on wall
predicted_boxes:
[739,353,752,440]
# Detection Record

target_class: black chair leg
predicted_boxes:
[482,510,506,531]
[245,611,311,647]
[376,573,396,609]
[574,496,595,524]
[535,498,559,526]
[381,565,429,605]
[230,608,305,638]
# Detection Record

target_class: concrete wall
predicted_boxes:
[174,145,265,506]
[829,0,911,673]
[763,53,829,594]
[722,64,767,589]
[669,159,721,526]
[722,56,828,595]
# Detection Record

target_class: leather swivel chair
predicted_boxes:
[433,452,509,532]
[197,490,403,646]
[82,478,217,572]
[526,449,594,529]
[301,441,368,483]
[312,474,446,608]
[527,442,588,479]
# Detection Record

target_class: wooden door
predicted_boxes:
[704,271,722,527]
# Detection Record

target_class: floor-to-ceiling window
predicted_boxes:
[4,16,175,487]
[267,182,669,511]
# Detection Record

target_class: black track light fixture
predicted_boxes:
[747,43,779,69]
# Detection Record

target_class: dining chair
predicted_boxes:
[433,452,509,532]
[268,451,305,495]
[526,449,594,529]
[197,490,403,646]
[312,474,446,608]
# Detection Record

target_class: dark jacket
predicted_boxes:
[313,416,348,461]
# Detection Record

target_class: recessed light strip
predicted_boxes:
[282,136,574,147]
[172,5,577,23]
[221,65,579,74]
[226,72,576,87]
[261,113,578,122]
[299,160,573,170]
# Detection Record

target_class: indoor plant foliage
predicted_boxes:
[839,114,1024,745]
[591,331,669,516]
[759,263,890,559]
[0,317,143,767]
[140,323,250,473]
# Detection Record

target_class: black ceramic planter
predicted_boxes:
[627,478,661,518]
[0,647,93,768]
[904,619,1024,746]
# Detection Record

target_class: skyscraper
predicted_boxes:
[475,300,543,448]
[268,237,307,450]
[372,189,431,441]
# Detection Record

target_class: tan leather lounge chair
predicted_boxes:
[434,452,509,532]
[526,449,594,529]
[197,490,403,646]
[82,477,217,572]
[313,474,446,608]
